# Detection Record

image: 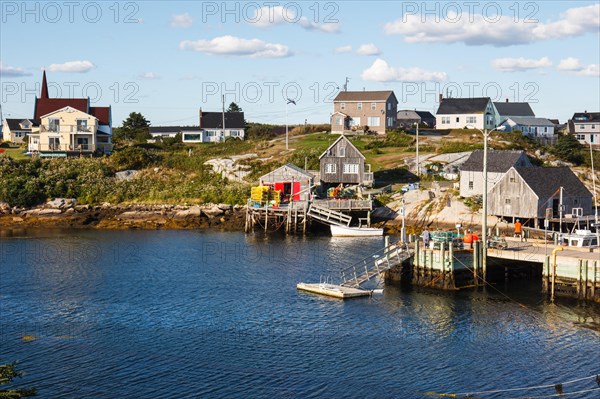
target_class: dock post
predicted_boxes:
[367,211,371,227]
[473,240,480,286]
[577,260,583,299]
[265,205,269,232]
[551,247,563,303]
[245,207,249,233]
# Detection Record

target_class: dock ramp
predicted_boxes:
[306,204,352,227]
[340,243,413,288]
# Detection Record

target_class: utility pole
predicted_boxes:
[221,95,226,143]
[415,122,420,177]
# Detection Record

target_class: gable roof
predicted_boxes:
[5,118,39,131]
[40,106,96,120]
[34,98,89,120]
[149,126,184,133]
[397,110,420,119]
[514,167,592,199]
[506,117,554,126]
[571,112,600,122]
[461,150,530,173]
[493,102,535,117]
[437,97,491,115]
[260,163,313,181]
[415,110,435,120]
[334,90,396,102]
[200,112,245,129]
[89,106,111,126]
[319,135,365,160]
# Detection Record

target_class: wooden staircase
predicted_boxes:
[340,243,413,288]
[307,204,352,227]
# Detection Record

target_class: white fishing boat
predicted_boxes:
[330,225,384,237]
[558,229,599,248]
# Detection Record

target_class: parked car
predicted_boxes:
[401,183,420,192]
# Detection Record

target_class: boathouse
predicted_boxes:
[259,163,314,202]
[319,135,374,189]
[488,166,593,226]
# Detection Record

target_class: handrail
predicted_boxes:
[339,242,412,287]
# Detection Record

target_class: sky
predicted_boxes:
[1,1,599,127]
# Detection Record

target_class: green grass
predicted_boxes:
[0,148,28,159]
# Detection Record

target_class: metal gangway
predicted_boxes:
[340,243,414,288]
[306,204,352,227]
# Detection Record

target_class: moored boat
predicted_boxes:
[330,225,384,237]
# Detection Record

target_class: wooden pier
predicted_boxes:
[245,199,373,234]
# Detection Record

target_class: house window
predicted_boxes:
[357,102,362,111]
[371,103,376,110]
[340,103,346,110]
[49,137,60,151]
[592,135,595,143]
[577,134,585,140]
[21,121,30,128]
[368,117,380,126]
[592,125,596,129]
[456,117,460,123]
[14,132,23,138]
[229,130,239,137]
[76,137,89,150]
[334,116,342,125]
[442,117,450,124]
[184,133,201,141]
[466,116,476,124]
[509,177,516,183]
[468,181,473,189]
[339,147,346,157]
[581,125,585,129]
[544,127,547,133]
[77,119,88,132]
[505,198,511,204]
[387,102,391,111]
[343,163,359,174]
[325,164,336,174]
[349,117,361,127]
[49,118,60,132]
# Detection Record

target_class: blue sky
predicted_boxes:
[1,1,599,126]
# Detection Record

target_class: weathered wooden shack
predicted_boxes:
[319,135,373,188]
[488,166,593,226]
[459,149,532,198]
[259,163,314,202]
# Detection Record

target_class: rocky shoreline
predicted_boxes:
[0,199,247,231]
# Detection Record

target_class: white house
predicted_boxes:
[500,117,555,138]
[149,110,245,143]
[436,97,500,130]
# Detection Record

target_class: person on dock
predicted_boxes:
[514,219,523,241]
[422,228,430,248]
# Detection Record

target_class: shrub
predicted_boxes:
[110,146,161,171]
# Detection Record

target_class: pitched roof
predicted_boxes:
[149,126,184,133]
[319,135,365,160]
[493,102,535,117]
[397,110,420,119]
[200,112,245,129]
[571,112,600,122]
[89,106,111,126]
[415,110,435,120]
[34,98,89,120]
[334,90,395,102]
[507,117,554,126]
[260,163,313,181]
[461,150,530,173]
[437,97,491,115]
[5,118,39,131]
[514,167,592,199]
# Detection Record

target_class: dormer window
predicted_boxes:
[21,121,30,129]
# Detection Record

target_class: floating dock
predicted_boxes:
[296,283,372,299]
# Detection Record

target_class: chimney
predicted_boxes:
[506,98,509,103]
[439,93,443,103]
[199,107,202,128]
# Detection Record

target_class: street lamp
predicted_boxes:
[414,122,420,177]
[467,123,506,280]
[285,98,296,151]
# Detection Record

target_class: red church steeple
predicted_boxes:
[40,70,49,99]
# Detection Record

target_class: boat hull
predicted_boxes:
[330,225,384,237]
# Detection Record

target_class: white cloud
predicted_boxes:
[335,45,353,53]
[140,72,160,80]
[361,58,447,82]
[170,13,193,28]
[384,3,600,46]
[47,60,95,73]
[0,61,31,77]
[179,35,290,58]
[356,43,381,56]
[492,57,552,72]
[251,6,339,33]
[558,57,600,77]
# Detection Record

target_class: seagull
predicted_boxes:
[287,98,296,105]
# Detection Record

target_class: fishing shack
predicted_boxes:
[259,163,314,202]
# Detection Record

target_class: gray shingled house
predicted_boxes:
[459,150,533,198]
[488,167,592,226]
[319,135,373,188]
[493,101,535,120]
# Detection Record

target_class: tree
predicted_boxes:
[226,102,242,113]
[116,112,151,143]
[550,134,583,165]
[0,362,36,398]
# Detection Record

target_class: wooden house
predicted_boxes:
[259,163,314,202]
[459,150,532,198]
[319,135,374,188]
[488,166,593,227]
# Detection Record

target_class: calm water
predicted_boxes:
[1,230,599,398]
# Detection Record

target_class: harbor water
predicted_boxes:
[1,229,599,398]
